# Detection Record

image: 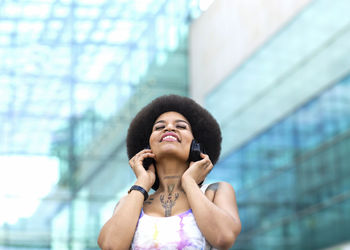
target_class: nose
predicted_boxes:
[164,122,175,131]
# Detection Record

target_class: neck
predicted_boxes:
[155,158,188,193]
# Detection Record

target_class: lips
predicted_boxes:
[160,132,180,142]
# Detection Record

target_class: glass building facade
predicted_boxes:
[202,1,350,248]
[211,75,350,249]
[0,0,202,249]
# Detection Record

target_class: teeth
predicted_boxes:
[162,135,177,141]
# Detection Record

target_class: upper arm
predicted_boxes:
[206,182,241,224]
[113,195,127,215]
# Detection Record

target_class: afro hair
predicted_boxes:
[126,94,222,190]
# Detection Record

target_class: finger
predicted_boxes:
[196,158,209,167]
[140,152,156,161]
[134,151,155,161]
[148,164,155,174]
[200,152,207,157]
[129,158,136,168]
[204,161,211,168]
[129,152,154,168]
[140,148,153,153]
[133,149,153,160]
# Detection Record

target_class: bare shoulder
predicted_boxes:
[207,182,240,219]
[219,181,236,192]
[206,181,235,193]
[205,181,236,202]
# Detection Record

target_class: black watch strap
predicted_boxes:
[128,185,149,201]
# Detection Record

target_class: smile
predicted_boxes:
[160,132,180,142]
[162,135,178,142]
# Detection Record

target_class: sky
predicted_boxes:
[0,155,59,225]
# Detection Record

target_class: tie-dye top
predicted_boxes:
[131,209,212,250]
[131,185,214,250]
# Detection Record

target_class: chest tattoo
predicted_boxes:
[160,184,179,217]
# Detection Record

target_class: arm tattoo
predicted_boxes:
[207,182,219,191]
[160,184,179,216]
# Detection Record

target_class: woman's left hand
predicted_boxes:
[182,153,213,185]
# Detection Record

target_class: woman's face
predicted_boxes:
[149,111,194,162]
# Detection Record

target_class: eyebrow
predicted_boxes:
[154,119,190,126]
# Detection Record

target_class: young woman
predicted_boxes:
[98,95,241,249]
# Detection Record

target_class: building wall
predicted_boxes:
[190,0,350,249]
[189,0,312,105]
[212,76,350,249]
[190,0,350,158]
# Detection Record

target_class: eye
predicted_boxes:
[176,124,187,129]
[154,125,165,130]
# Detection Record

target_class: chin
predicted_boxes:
[155,150,188,162]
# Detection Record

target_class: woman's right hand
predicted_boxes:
[129,149,156,191]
